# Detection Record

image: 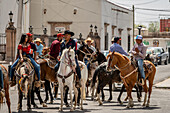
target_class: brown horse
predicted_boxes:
[0,64,11,113]
[107,52,156,108]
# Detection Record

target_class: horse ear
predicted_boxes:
[112,51,115,55]
[69,46,71,50]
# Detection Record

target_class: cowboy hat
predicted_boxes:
[34,38,42,43]
[26,33,33,37]
[113,37,121,42]
[84,37,94,44]
[64,30,74,36]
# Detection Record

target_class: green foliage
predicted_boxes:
[148,22,159,32]
[135,24,147,28]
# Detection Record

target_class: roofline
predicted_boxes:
[106,0,132,12]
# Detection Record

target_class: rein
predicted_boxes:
[108,54,138,87]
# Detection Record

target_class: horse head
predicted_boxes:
[18,62,34,97]
[107,51,118,68]
[61,48,76,68]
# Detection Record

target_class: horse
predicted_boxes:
[77,42,97,97]
[107,52,156,108]
[15,59,36,111]
[91,62,121,105]
[57,48,88,111]
[0,64,11,113]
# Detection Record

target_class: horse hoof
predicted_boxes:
[65,103,70,107]
[33,104,38,108]
[27,108,32,112]
[70,108,74,112]
[108,99,111,102]
[126,105,130,108]
[42,103,47,107]
[119,101,123,105]
[80,107,83,110]
[138,98,141,102]
[142,103,146,106]
[99,102,103,106]
[50,100,53,104]
[91,98,94,101]
[18,108,22,112]
[59,108,63,112]
[146,104,149,107]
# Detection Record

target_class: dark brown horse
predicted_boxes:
[107,52,156,108]
[0,64,11,113]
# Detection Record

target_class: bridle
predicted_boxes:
[107,53,138,87]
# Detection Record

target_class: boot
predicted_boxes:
[10,78,16,87]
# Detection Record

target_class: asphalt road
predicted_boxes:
[0,63,170,113]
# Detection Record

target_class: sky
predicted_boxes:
[108,0,170,27]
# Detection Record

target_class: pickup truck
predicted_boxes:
[148,47,169,65]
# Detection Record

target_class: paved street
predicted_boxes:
[1,64,170,113]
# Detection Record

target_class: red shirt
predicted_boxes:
[18,44,31,55]
[49,39,61,59]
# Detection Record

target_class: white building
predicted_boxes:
[0,0,133,51]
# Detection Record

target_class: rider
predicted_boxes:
[110,37,129,56]
[131,35,147,85]
[84,37,96,69]
[55,30,81,87]
[50,33,64,60]
[0,66,4,92]
[10,34,40,86]
[34,38,44,56]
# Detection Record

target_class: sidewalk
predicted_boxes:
[154,77,170,89]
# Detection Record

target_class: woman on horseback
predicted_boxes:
[10,34,40,86]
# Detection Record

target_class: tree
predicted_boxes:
[148,22,159,33]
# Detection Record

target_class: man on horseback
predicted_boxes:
[0,66,4,92]
[10,34,40,86]
[55,30,81,87]
[110,37,129,56]
[131,35,147,85]
[50,33,64,61]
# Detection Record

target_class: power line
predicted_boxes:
[136,7,170,12]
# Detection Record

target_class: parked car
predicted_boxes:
[146,47,169,65]
[145,47,158,66]
[101,50,109,57]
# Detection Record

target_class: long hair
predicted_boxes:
[19,34,27,44]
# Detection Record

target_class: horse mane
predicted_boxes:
[114,52,130,62]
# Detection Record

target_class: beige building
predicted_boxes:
[25,0,133,51]
[0,0,133,51]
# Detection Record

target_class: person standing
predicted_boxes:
[34,38,44,56]
[131,35,147,85]
[110,37,129,56]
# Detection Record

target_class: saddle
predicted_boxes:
[131,60,153,79]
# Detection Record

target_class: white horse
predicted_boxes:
[57,48,88,111]
[57,48,77,111]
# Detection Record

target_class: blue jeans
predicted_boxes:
[10,55,40,81]
[137,59,145,79]
[55,58,81,80]
[84,58,90,70]
[0,67,4,89]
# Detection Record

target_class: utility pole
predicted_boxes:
[132,5,135,45]
[15,0,23,58]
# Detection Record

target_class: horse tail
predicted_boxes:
[91,67,99,88]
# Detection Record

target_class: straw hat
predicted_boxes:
[34,38,42,43]
[84,37,94,44]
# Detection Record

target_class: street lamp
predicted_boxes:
[43,27,47,35]
[9,11,13,22]
[90,24,93,32]
[94,25,97,33]
[137,25,142,35]
[29,26,33,34]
